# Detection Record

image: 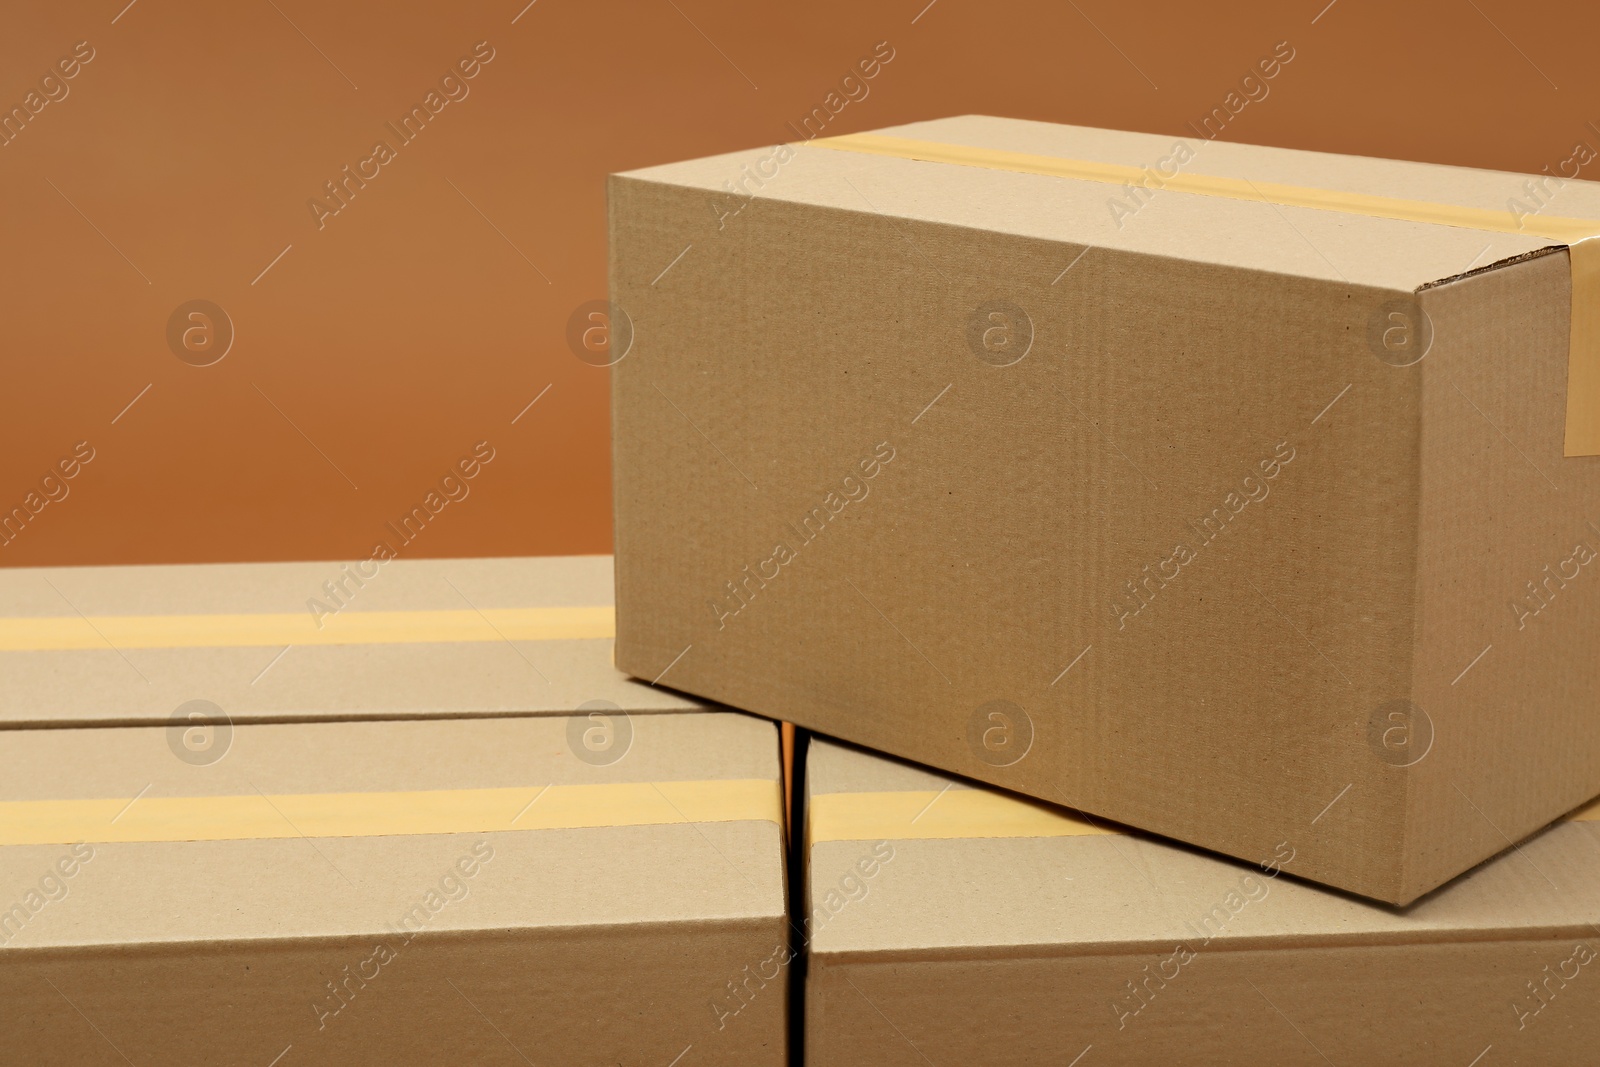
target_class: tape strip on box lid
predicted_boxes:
[0,605,614,651]
[0,778,781,846]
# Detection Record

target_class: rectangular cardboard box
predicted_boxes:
[610,114,1600,904]
[0,554,713,729]
[804,737,1600,1066]
[0,712,787,1066]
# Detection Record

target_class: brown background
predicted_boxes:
[1,0,1594,567]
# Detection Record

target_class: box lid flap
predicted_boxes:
[0,555,712,728]
[806,739,1600,959]
[620,115,1600,293]
[0,712,784,950]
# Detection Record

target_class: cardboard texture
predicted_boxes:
[804,738,1600,1066]
[609,114,1600,904]
[0,554,716,729]
[0,712,787,1066]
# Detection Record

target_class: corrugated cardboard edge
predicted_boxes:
[1416,245,1568,292]
[807,919,1600,966]
[0,912,787,957]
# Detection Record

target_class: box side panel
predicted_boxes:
[612,177,1421,901]
[0,922,787,1067]
[1411,252,1600,900]
[807,939,1600,1066]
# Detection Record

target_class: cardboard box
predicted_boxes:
[803,737,1600,1066]
[0,712,787,1066]
[0,554,712,730]
[609,114,1600,903]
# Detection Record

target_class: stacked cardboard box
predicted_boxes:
[606,115,1600,1057]
[0,557,789,1065]
[803,737,1600,1065]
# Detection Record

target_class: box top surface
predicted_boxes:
[806,739,1600,959]
[0,712,783,951]
[0,554,712,728]
[618,115,1600,293]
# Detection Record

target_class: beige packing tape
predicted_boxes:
[0,605,614,651]
[0,778,782,846]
